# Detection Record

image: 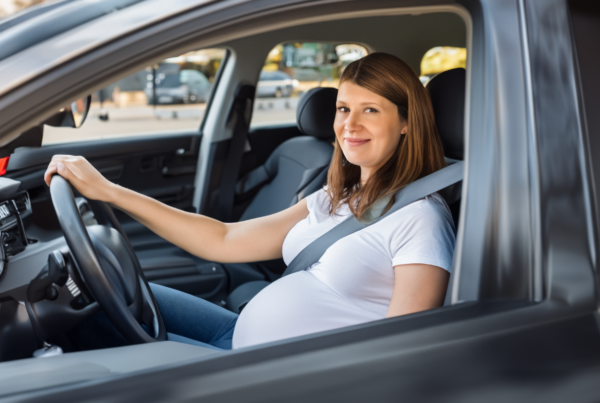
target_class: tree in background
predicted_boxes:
[420,46,467,84]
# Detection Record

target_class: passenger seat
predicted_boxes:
[235,87,338,220]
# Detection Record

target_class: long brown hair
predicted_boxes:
[327,52,446,219]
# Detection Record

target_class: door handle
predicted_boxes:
[161,165,196,177]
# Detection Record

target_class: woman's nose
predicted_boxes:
[344,111,361,132]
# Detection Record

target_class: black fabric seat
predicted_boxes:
[221,88,338,291]
[235,87,338,220]
[226,68,467,313]
[426,68,465,228]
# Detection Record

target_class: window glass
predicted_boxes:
[250,43,368,127]
[419,46,466,85]
[42,48,226,145]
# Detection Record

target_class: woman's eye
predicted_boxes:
[337,106,349,112]
[365,107,378,113]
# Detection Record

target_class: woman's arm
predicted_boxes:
[386,264,450,318]
[44,155,309,263]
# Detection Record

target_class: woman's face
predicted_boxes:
[334,81,407,181]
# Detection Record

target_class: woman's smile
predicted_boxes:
[344,137,371,147]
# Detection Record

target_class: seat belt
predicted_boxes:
[282,161,464,277]
[214,84,255,222]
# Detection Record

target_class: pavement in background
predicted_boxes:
[43,97,300,145]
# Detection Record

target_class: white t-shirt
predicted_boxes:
[232,189,456,349]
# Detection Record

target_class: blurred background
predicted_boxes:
[0,0,45,17]
[1,0,467,145]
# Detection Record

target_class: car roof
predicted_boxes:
[0,0,147,61]
[0,0,212,97]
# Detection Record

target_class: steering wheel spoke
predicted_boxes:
[139,278,161,338]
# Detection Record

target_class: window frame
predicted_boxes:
[40,48,229,146]
[249,41,369,129]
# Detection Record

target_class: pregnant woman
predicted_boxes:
[45,52,455,351]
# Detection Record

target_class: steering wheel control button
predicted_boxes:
[66,276,81,297]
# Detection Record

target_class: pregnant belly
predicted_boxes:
[232,271,377,349]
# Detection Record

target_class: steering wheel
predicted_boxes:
[49,174,167,343]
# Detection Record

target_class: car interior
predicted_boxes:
[0,4,470,389]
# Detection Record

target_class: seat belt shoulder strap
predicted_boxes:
[282,161,464,276]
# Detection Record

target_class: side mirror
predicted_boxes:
[45,95,92,128]
[69,95,91,128]
[0,95,92,157]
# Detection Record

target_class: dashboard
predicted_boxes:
[0,178,100,362]
[0,191,33,268]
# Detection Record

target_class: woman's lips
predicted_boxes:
[344,138,370,147]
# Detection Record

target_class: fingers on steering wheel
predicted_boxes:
[46,155,72,186]
[44,164,60,187]
[45,155,87,186]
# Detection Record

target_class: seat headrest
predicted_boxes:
[297,87,338,140]
[426,68,465,160]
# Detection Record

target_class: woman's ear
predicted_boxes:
[401,125,408,135]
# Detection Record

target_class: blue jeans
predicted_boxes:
[69,284,238,351]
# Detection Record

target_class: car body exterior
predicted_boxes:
[0,0,598,402]
[144,65,211,104]
[256,70,297,98]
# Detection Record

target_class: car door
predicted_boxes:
[30,0,600,400]
[4,0,600,401]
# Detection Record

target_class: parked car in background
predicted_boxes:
[145,67,211,105]
[256,70,298,98]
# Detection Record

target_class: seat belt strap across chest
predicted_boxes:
[282,161,464,277]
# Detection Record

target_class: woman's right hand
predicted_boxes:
[44,155,117,203]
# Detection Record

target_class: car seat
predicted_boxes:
[426,68,465,229]
[235,87,338,220]
[226,68,467,313]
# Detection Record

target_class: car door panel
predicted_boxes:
[4,132,230,302]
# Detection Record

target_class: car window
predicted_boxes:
[42,48,226,145]
[419,46,466,85]
[250,42,368,128]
